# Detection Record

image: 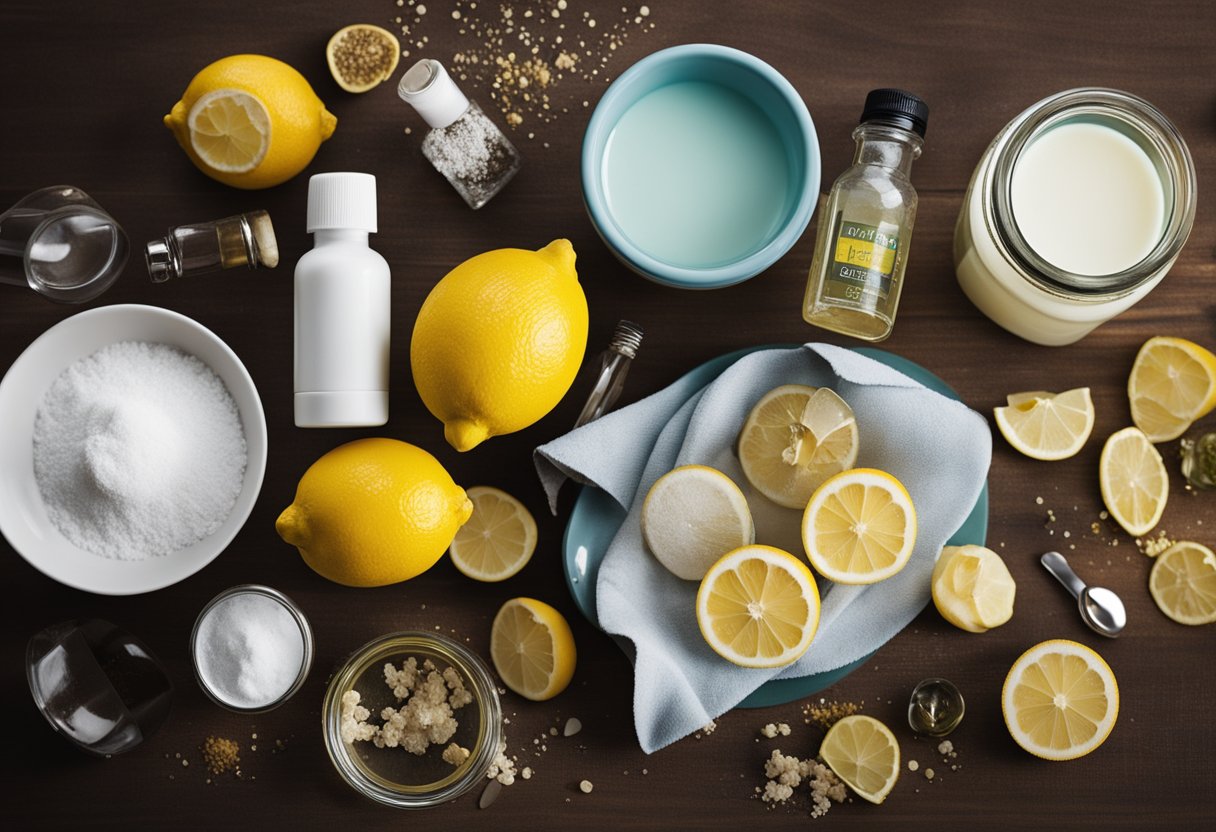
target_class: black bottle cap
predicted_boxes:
[860,89,929,138]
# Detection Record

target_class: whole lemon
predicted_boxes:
[275,438,472,587]
[411,239,588,452]
[164,54,336,189]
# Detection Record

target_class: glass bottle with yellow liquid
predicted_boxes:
[803,90,928,341]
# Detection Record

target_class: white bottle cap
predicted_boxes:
[307,172,377,233]
[398,59,470,129]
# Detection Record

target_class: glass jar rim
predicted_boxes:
[189,584,314,713]
[321,631,503,809]
[986,87,1196,298]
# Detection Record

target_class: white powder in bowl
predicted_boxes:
[194,592,306,709]
[32,341,247,560]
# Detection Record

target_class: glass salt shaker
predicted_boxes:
[398,59,522,209]
[575,320,643,428]
[145,209,278,282]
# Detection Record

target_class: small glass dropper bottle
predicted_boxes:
[145,210,278,282]
[575,321,644,428]
[398,59,522,209]
[803,89,928,341]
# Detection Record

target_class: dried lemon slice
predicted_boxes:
[326,24,402,93]
[1002,639,1119,761]
[642,465,754,581]
[994,388,1094,461]
[1149,540,1216,625]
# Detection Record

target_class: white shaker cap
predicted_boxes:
[398,59,470,129]
[307,172,377,233]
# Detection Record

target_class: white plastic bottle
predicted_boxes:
[294,172,390,427]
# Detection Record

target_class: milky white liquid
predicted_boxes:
[1011,122,1165,276]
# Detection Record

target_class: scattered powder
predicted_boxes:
[194,592,305,709]
[201,736,241,776]
[340,657,473,754]
[32,341,247,560]
[937,740,955,757]
[702,720,717,735]
[802,699,862,729]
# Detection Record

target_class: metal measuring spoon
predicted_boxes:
[1040,551,1127,637]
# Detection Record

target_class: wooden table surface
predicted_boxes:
[3,1,1214,829]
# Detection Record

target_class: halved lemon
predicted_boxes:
[642,465,754,581]
[1149,540,1216,625]
[187,88,271,173]
[931,544,1016,633]
[695,545,820,668]
[819,715,900,804]
[449,486,537,582]
[738,385,858,509]
[489,598,576,701]
[994,388,1094,460]
[801,468,917,584]
[1002,639,1119,761]
[1128,336,1216,443]
[1099,427,1168,537]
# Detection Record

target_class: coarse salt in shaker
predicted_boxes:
[398,59,521,209]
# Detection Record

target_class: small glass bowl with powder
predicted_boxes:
[190,585,313,713]
[322,632,502,809]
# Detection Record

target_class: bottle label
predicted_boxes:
[823,214,899,307]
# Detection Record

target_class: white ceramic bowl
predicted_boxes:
[0,304,267,595]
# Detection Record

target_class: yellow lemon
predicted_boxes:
[994,388,1095,461]
[801,468,917,585]
[275,438,472,587]
[1128,336,1216,442]
[1002,639,1119,761]
[165,54,336,189]
[1099,427,1168,538]
[449,486,538,582]
[411,239,589,451]
[931,544,1016,633]
[327,24,401,93]
[1149,540,1216,625]
[819,715,900,804]
[490,597,577,701]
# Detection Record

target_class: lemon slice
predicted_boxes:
[801,468,917,584]
[1129,336,1216,442]
[818,715,900,804]
[738,385,859,509]
[641,465,755,581]
[1099,427,1168,537]
[994,388,1094,460]
[695,545,820,668]
[1002,639,1119,761]
[187,89,271,173]
[490,597,576,701]
[931,544,1016,633]
[326,24,401,93]
[1149,540,1216,625]
[449,487,537,582]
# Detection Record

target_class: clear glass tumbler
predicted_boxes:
[0,186,129,303]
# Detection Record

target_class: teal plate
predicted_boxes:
[561,345,989,708]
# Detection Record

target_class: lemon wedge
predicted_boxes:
[1129,336,1216,442]
[187,89,271,173]
[994,388,1094,460]
[449,487,537,582]
[931,544,1016,633]
[1002,639,1119,761]
[695,545,820,668]
[819,715,900,804]
[738,385,859,509]
[1099,427,1168,537]
[801,468,917,584]
[490,598,576,701]
[1149,540,1216,625]
[642,465,754,581]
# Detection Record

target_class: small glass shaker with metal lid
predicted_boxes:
[145,209,278,282]
[575,320,644,427]
[398,59,522,209]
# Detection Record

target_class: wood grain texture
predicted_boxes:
[2,1,1214,829]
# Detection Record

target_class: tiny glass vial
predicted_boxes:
[803,89,928,342]
[398,59,521,209]
[146,210,278,282]
[907,677,964,737]
[575,320,644,428]
[1180,432,1216,490]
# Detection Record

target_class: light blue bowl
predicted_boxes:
[582,44,820,290]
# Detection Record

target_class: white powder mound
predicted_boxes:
[32,341,247,560]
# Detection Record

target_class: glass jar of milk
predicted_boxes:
[954,88,1195,346]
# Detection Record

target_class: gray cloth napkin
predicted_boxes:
[534,344,991,753]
